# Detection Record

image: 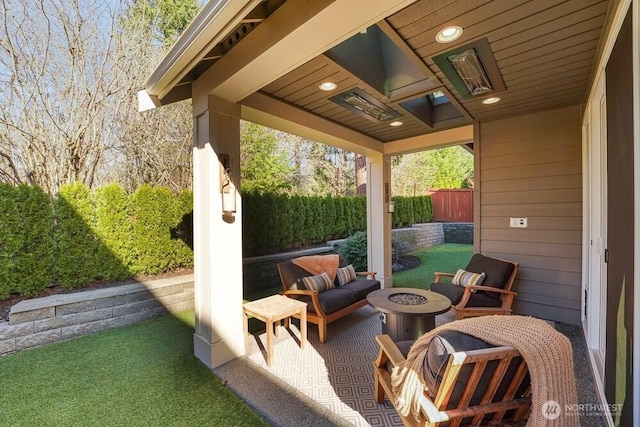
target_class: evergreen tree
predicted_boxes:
[240,122,292,193]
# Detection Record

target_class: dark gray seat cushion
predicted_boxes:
[429,282,501,307]
[390,331,529,423]
[297,288,357,315]
[425,331,529,409]
[340,279,380,300]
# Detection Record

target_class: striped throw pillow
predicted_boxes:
[301,272,334,292]
[452,269,486,289]
[336,264,357,285]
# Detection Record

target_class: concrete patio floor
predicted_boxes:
[213,306,605,426]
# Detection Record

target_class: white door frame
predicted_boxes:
[582,71,607,384]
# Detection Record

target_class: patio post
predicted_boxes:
[192,94,244,369]
[367,153,393,288]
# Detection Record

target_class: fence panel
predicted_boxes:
[428,189,474,222]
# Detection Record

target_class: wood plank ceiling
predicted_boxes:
[191,0,612,143]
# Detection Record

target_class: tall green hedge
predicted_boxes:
[54,183,105,288]
[0,182,431,300]
[130,185,193,275]
[391,195,433,228]
[94,183,134,280]
[0,182,193,300]
[0,184,54,298]
[242,193,431,256]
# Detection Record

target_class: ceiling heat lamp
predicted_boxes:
[330,88,401,123]
[432,38,506,100]
[448,48,492,96]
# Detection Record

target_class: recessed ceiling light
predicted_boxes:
[319,81,337,91]
[482,97,501,105]
[435,26,463,43]
[390,121,403,127]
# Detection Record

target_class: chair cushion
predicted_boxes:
[336,264,357,285]
[340,279,380,300]
[466,254,514,290]
[423,332,529,408]
[430,282,501,307]
[426,331,494,385]
[301,272,334,292]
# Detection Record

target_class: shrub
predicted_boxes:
[0,185,55,297]
[15,185,55,295]
[54,182,102,288]
[93,183,133,280]
[0,184,19,298]
[339,231,368,271]
[130,185,192,275]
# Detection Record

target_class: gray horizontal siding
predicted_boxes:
[479,105,582,324]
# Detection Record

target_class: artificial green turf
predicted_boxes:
[392,243,473,289]
[0,311,269,427]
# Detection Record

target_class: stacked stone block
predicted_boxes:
[442,222,474,244]
[0,275,194,356]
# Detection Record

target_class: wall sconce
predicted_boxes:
[221,167,236,214]
[222,168,236,214]
[385,182,394,213]
[219,153,236,215]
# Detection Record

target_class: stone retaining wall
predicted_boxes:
[243,246,334,296]
[242,223,472,295]
[393,223,445,255]
[0,274,194,356]
[442,222,474,244]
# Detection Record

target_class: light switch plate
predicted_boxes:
[510,217,527,228]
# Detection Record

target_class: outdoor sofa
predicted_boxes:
[277,254,380,343]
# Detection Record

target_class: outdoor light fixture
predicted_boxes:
[389,121,403,127]
[435,26,463,43]
[221,167,236,214]
[319,81,337,91]
[330,88,401,123]
[482,96,501,105]
[219,153,236,215]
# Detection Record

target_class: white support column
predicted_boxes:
[192,95,244,368]
[366,153,393,288]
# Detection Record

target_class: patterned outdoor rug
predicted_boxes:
[244,306,456,426]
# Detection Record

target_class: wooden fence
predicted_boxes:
[428,189,474,222]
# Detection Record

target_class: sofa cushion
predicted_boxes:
[337,264,357,285]
[315,288,357,314]
[340,279,380,300]
[278,261,316,290]
[429,282,501,307]
[301,272,334,292]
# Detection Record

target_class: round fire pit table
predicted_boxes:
[367,288,451,342]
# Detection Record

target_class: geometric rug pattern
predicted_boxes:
[246,305,456,426]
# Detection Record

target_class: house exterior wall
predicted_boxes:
[478,105,583,324]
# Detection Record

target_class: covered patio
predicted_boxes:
[215,306,603,426]
[139,1,640,425]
